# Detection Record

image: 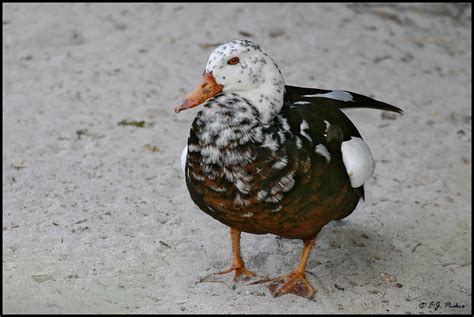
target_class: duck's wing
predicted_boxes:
[280,85,395,196]
[282,89,363,143]
[284,85,403,114]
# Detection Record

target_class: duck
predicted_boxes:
[174,39,402,299]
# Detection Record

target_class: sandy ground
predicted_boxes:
[2,3,471,314]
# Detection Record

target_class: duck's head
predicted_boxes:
[174,40,285,123]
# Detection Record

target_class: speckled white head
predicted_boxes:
[205,40,286,123]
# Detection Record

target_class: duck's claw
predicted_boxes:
[200,265,257,285]
[252,272,316,299]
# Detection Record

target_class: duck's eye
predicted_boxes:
[227,57,240,65]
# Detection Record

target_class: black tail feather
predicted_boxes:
[285,85,403,114]
[338,91,403,114]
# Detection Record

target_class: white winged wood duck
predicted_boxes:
[174,40,402,299]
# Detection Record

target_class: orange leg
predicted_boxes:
[253,238,316,299]
[200,228,256,284]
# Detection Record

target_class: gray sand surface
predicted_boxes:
[3,3,471,314]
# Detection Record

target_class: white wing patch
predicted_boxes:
[323,120,331,131]
[303,90,353,102]
[293,101,310,106]
[181,145,187,173]
[315,144,331,163]
[300,120,312,142]
[295,136,303,149]
[341,137,375,188]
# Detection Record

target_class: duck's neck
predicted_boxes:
[236,63,285,124]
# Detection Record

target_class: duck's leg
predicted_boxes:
[200,227,256,284]
[253,238,316,299]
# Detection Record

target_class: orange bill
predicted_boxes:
[174,72,223,113]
